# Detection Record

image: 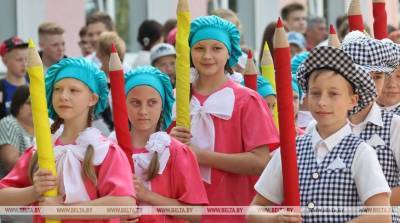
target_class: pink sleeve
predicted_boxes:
[171,140,209,205]
[241,93,280,152]
[0,148,34,188]
[97,143,136,197]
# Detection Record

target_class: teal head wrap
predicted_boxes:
[189,15,242,67]
[125,66,175,130]
[45,57,109,119]
[291,52,309,99]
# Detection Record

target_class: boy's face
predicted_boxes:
[2,48,27,77]
[87,22,108,49]
[379,68,400,106]
[370,72,385,98]
[306,70,358,130]
[153,55,176,83]
[284,10,307,34]
[40,34,66,63]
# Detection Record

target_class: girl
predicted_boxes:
[170,15,279,223]
[116,66,208,223]
[0,57,136,223]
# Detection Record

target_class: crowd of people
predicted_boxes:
[0,2,400,223]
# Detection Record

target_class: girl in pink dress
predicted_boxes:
[0,57,136,223]
[170,16,279,223]
[116,66,208,223]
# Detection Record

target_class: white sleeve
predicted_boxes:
[352,142,391,204]
[254,149,284,204]
[390,114,400,169]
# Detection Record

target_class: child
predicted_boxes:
[0,57,136,223]
[247,46,391,223]
[115,66,207,223]
[170,15,279,223]
[150,43,176,87]
[0,36,29,119]
[341,31,400,208]
[380,67,400,114]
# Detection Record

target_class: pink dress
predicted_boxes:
[135,137,208,223]
[0,135,135,223]
[192,79,280,223]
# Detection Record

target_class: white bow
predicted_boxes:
[49,127,110,204]
[132,132,171,192]
[190,87,235,183]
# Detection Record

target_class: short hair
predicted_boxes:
[281,3,305,20]
[79,26,88,38]
[307,17,326,30]
[10,85,30,118]
[162,19,177,42]
[86,12,114,31]
[97,31,126,60]
[309,69,355,94]
[137,20,163,51]
[38,22,65,36]
[210,8,242,30]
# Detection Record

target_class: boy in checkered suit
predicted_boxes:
[341,31,400,212]
[247,46,391,223]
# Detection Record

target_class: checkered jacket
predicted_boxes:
[359,110,400,188]
[392,105,400,116]
[297,133,362,223]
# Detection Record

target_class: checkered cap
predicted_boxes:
[341,31,400,74]
[297,46,377,115]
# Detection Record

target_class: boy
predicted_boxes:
[38,22,66,72]
[247,46,391,223]
[0,37,28,119]
[281,2,307,34]
[150,43,176,86]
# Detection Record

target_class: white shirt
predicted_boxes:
[350,102,400,169]
[297,110,316,129]
[382,102,400,112]
[255,124,390,205]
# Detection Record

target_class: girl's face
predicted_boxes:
[370,72,385,98]
[191,39,229,77]
[52,78,98,122]
[126,86,162,133]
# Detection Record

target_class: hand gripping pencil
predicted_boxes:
[27,39,60,223]
[273,18,300,206]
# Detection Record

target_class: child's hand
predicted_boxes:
[38,195,64,206]
[276,209,302,223]
[169,127,192,144]
[133,176,151,203]
[33,169,58,198]
[120,215,139,223]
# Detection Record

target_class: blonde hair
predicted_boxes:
[210,8,242,32]
[38,22,64,42]
[97,31,126,61]
[28,107,97,185]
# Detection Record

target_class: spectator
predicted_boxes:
[162,18,177,43]
[38,22,66,72]
[0,37,28,119]
[96,31,126,74]
[288,31,306,57]
[132,20,163,68]
[305,17,327,50]
[78,26,94,57]
[0,85,33,179]
[150,43,176,86]
[281,2,307,34]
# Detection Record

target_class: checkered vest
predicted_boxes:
[392,105,400,116]
[359,110,400,188]
[297,133,362,223]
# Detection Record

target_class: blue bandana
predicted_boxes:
[45,57,109,119]
[125,66,175,130]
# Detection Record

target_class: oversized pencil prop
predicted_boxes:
[175,0,191,129]
[273,18,300,206]
[27,39,60,223]
[328,25,341,48]
[109,43,133,169]
[348,0,364,32]
[261,42,279,127]
[373,0,387,39]
[243,50,258,91]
